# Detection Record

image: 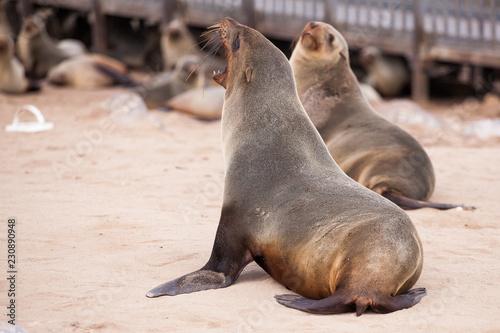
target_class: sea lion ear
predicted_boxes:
[245,68,252,83]
[339,51,348,62]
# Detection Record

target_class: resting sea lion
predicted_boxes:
[146,18,426,316]
[360,46,410,97]
[0,33,39,93]
[17,12,86,78]
[165,85,225,120]
[47,54,133,88]
[135,55,205,109]
[290,21,474,210]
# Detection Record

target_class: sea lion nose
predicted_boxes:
[309,21,318,29]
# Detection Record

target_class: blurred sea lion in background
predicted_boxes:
[165,85,225,120]
[359,46,410,97]
[161,17,225,75]
[290,21,474,210]
[0,33,40,93]
[47,54,133,89]
[134,55,205,109]
[17,9,86,78]
[161,17,198,71]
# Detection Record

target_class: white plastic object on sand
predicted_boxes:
[5,105,54,133]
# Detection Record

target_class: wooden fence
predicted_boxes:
[16,0,500,101]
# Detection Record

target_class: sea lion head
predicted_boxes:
[359,46,381,68]
[291,21,349,67]
[175,54,203,86]
[212,18,294,95]
[19,16,43,39]
[162,18,187,42]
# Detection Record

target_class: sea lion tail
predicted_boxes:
[382,191,476,211]
[92,63,139,87]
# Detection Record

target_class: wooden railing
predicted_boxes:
[16,0,500,101]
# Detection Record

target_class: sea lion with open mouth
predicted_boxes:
[146,18,426,316]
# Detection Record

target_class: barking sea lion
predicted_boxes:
[146,18,426,316]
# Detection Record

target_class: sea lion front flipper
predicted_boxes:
[146,269,231,297]
[146,214,252,298]
[382,191,476,211]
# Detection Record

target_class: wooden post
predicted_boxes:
[242,0,255,28]
[18,0,33,18]
[411,0,428,103]
[91,0,107,53]
[163,0,178,25]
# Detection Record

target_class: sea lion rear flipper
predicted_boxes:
[275,288,427,315]
[146,216,252,298]
[93,62,137,87]
[382,191,476,211]
[371,288,427,314]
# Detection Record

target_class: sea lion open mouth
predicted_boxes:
[209,19,234,88]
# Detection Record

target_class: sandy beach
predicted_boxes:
[1,85,499,332]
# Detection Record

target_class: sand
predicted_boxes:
[1,85,499,332]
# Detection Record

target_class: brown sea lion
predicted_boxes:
[359,46,410,97]
[146,18,426,316]
[161,17,225,75]
[134,55,205,109]
[17,11,86,78]
[165,85,225,120]
[0,33,39,93]
[290,21,474,210]
[47,54,132,88]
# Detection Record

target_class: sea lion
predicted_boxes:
[134,55,205,109]
[290,21,474,210]
[47,54,132,88]
[161,17,199,71]
[165,85,225,120]
[17,11,86,78]
[0,33,39,93]
[161,17,225,74]
[146,18,426,316]
[359,46,410,97]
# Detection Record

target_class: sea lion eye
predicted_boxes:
[234,35,240,51]
[328,34,334,43]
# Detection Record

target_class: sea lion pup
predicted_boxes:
[0,33,40,93]
[359,46,410,97]
[134,55,205,109]
[147,18,426,316]
[17,11,86,78]
[290,21,474,210]
[47,54,133,89]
